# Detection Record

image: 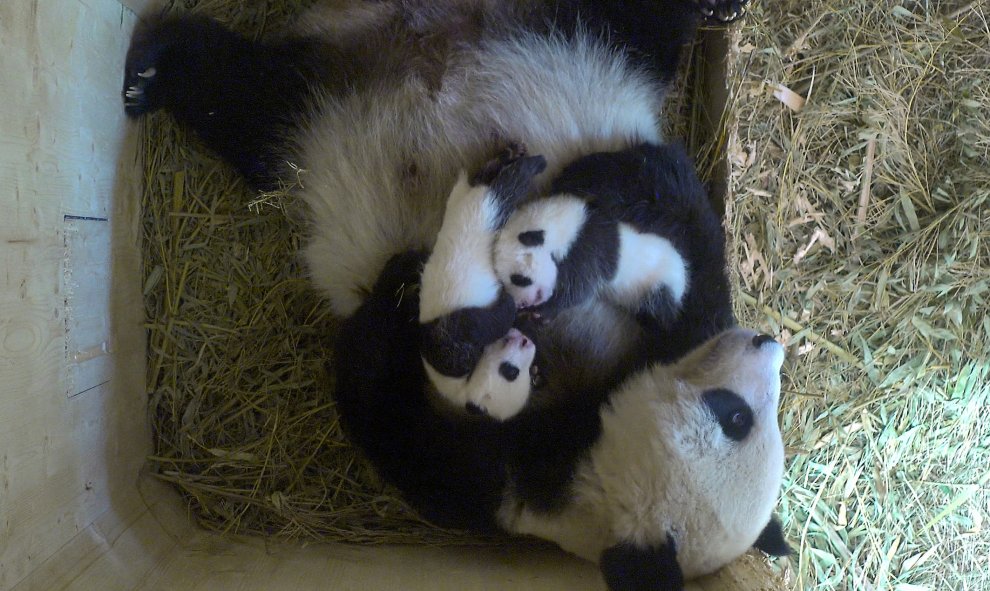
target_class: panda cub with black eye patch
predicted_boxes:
[418,148,546,420]
[495,143,702,328]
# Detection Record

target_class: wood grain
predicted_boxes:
[0,1,146,589]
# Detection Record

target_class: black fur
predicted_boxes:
[510,274,533,287]
[334,251,607,528]
[550,142,734,363]
[600,537,684,591]
[553,0,702,83]
[499,362,521,382]
[484,155,548,230]
[754,516,792,557]
[419,291,517,377]
[518,230,546,247]
[537,204,621,317]
[123,14,342,189]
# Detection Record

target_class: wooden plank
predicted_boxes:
[137,539,605,591]
[118,0,157,17]
[64,217,113,398]
[10,478,185,591]
[0,0,147,589]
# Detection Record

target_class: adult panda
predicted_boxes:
[122,0,790,588]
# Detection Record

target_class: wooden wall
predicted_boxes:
[0,0,148,588]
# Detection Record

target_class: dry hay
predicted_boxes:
[728,0,990,588]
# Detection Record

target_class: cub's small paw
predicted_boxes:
[472,142,529,187]
[695,0,749,23]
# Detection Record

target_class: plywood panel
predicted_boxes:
[0,0,147,589]
[64,216,113,397]
[137,542,602,591]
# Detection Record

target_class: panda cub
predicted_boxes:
[496,143,696,328]
[418,148,546,420]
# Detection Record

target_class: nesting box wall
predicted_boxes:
[0,0,149,588]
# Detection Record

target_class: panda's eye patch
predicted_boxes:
[518,230,545,247]
[498,362,520,382]
[702,388,753,441]
[510,274,532,287]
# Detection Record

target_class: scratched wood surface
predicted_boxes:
[0,0,147,588]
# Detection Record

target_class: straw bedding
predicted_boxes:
[139,0,988,587]
[728,0,989,588]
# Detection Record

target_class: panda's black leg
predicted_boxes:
[566,0,747,83]
[123,15,337,189]
[599,537,685,591]
[566,0,701,84]
[695,0,750,23]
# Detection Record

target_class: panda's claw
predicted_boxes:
[137,67,157,78]
[696,0,749,23]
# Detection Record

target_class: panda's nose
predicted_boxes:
[752,334,777,348]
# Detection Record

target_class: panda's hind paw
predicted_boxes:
[695,0,749,23]
[122,67,157,115]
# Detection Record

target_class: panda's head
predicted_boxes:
[493,227,557,309]
[462,328,537,420]
[595,327,789,585]
[493,195,589,310]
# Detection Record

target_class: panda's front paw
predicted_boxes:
[122,15,228,118]
[122,17,181,118]
[475,146,547,229]
[472,142,529,187]
[123,65,159,117]
[695,0,749,23]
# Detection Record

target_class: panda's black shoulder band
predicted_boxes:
[599,535,684,591]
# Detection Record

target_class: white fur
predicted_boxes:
[493,195,588,308]
[499,328,785,579]
[607,224,689,308]
[419,172,501,323]
[465,329,536,419]
[292,31,663,317]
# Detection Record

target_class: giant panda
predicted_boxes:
[494,143,698,325]
[122,0,790,589]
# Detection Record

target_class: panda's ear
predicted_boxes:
[753,516,792,557]
[599,535,684,591]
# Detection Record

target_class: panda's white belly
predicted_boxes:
[607,224,689,308]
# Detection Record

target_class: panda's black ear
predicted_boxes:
[754,516,792,557]
[599,536,684,591]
